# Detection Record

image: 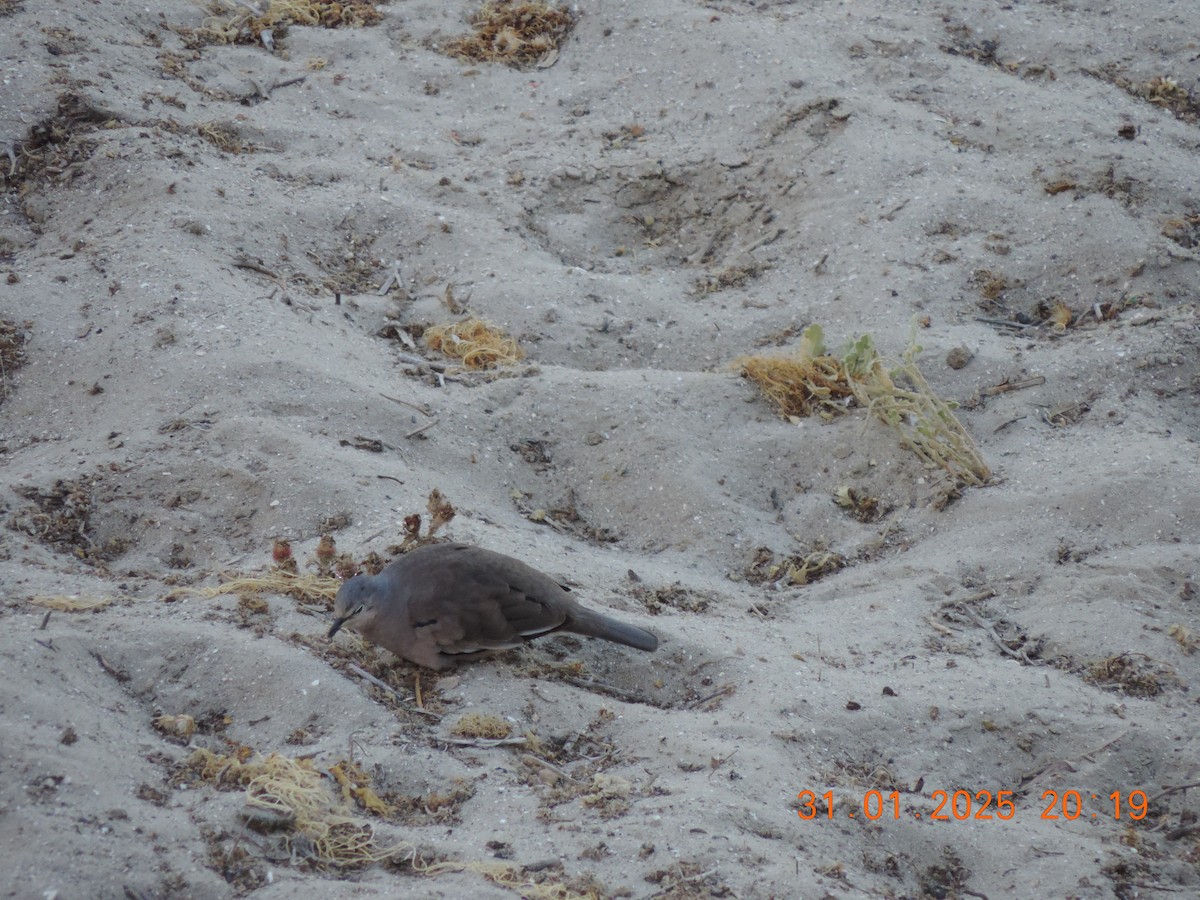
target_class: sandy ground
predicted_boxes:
[2,0,1199,897]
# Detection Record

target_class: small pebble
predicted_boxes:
[945,346,972,369]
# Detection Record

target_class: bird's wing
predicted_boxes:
[405,558,569,657]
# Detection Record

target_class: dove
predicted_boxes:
[327,542,659,670]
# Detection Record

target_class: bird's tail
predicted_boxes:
[568,608,659,652]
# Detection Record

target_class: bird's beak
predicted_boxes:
[327,605,363,639]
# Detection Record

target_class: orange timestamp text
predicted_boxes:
[796,789,1149,822]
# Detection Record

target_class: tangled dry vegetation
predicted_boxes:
[738,325,854,419]
[1087,67,1200,123]
[424,317,524,369]
[179,743,606,895]
[9,477,131,562]
[1,93,112,197]
[196,0,383,44]
[441,1,573,67]
[1162,213,1200,250]
[747,546,846,587]
[182,748,406,867]
[0,319,31,401]
[27,594,114,612]
[169,567,341,606]
[738,325,991,488]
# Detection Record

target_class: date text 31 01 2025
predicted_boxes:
[796,789,1148,822]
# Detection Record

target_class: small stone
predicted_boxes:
[945,346,972,369]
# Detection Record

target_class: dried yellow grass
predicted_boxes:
[737,353,853,419]
[737,322,852,419]
[450,712,512,739]
[166,571,338,605]
[201,0,382,43]
[27,595,113,612]
[425,317,524,369]
[330,760,391,816]
[747,546,846,587]
[442,1,573,67]
[186,749,599,894]
[188,749,405,866]
[776,551,846,586]
[739,324,991,487]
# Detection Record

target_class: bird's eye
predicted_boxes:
[353,605,365,617]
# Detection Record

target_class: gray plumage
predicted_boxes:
[327,542,659,670]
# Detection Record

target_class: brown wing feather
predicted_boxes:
[402,546,568,656]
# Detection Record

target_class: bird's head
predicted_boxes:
[328,575,382,639]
